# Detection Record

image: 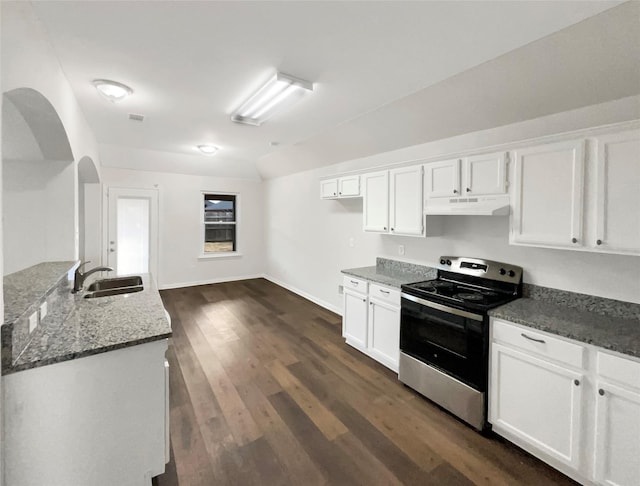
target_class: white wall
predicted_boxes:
[101,167,265,289]
[264,99,640,312]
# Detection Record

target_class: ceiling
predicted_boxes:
[30,1,627,179]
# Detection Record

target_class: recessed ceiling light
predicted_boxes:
[232,72,313,126]
[197,144,219,156]
[92,79,133,102]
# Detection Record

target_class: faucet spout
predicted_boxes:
[73,262,114,293]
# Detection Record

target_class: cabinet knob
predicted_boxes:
[362,298,366,303]
[453,189,458,194]
[571,238,578,244]
[390,228,394,231]
[466,188,470,193]
[596,239,602,246]
[333,192,337,196]
[339,192,342,195]
[383,227,387,231]
[574,379,580,386]
[599,389,605,396]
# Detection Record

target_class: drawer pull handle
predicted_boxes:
[380,290,390,294]
[521,333,545,344]
[350,280,359,285]
[599,389,605,396]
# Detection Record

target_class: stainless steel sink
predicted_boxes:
[87,276,143,292]
[84,276,144,299]
[84,286,143,299]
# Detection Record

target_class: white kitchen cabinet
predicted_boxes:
[342,277,400,372]
[490,342,584,469]
[343,287,368,352]
[4,340,169,486]
[368,297,400,372]
[320,175,361,199]
[425,152,507,200]
[363,170,389,232]
[593,352,640,486]
[424,158,460,198]
[389,165,424,236]
[511,139,586,249]
[594,129,640,255]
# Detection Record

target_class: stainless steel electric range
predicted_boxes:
[399,256,523,431]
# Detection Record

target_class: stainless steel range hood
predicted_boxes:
[424,195,510,216]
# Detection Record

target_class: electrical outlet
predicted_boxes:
[28,311,38,334]
[398,245,405,256]
[338,284,344,295]
[348,237,355,248]
[40,301,48,320]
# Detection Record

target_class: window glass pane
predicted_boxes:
[204,194,235,222]
[205,223,236,252]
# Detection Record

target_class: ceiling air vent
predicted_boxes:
[128,113,144,122]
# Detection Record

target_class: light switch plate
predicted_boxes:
[28,311,38,334]
[40,301,48,320]
[348,237,355,248]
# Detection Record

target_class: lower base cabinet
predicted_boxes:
[4,339,169,486]
[342,276,400,372]
[490,318,640,486]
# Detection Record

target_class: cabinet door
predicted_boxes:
[490,344,583,469]
[424,158,460,199]
[343,289,368,351]
[320,179,338,199]
[389,166,424,236]
[368,298,400,372]
[339,175,360,197]
[594,130,640,255]
[363,171,389,232]
[511,139,585,248]
[464,151,507,196]
[593,381,640,486]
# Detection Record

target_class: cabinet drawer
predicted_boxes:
[369,283,400,306]
[343,276,368,294]
[492,319,585,369]
[597,352,640,390]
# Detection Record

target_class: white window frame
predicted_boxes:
[199,191,242,259]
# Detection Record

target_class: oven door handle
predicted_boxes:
[401,293,484,322]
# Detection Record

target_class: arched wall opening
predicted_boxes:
[2,88,76,275]
[77,156,101,264]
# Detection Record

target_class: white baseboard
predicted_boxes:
[262,274,342,316]
[158,274,264,290]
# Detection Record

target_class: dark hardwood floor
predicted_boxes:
[156,278,576,486]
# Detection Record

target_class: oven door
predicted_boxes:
[400,293,486,390]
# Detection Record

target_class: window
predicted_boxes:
[203,193,237,254]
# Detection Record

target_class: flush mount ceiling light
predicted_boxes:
[232,72,314,126]
[197,144,219,156]
[92,79,133,102]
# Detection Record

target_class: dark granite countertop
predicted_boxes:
[342,257,436,288]
[6,274,171,374]
[490,298,640,359]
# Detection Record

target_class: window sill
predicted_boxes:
[198,252,243,260]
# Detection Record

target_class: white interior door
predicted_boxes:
[107,187,159,278]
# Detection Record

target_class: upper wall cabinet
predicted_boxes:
[594,130,640,255]
[425,152,507,200]
[363,166,427,237]
[320,175,360,199]
[511,139,585,249]
[511,129,640,256]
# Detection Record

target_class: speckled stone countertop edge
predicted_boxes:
[341,266,432,288]
[5,333,172,375]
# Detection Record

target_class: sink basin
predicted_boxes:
[84,286,143,299]
[87,276,143,292]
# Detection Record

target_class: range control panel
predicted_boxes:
[438,256,523,283]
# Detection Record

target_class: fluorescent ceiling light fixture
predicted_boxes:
[232,72,313,126]
[92,79,133,102]
[197,144,219,156]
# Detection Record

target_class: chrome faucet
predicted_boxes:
[73,261,114,292]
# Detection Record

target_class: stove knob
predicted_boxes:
[440,259,446,265]
[446,260,452,266]
[499,268,506,275]
[508,270,516,278]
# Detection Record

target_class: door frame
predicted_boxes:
[103,186,159,281]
